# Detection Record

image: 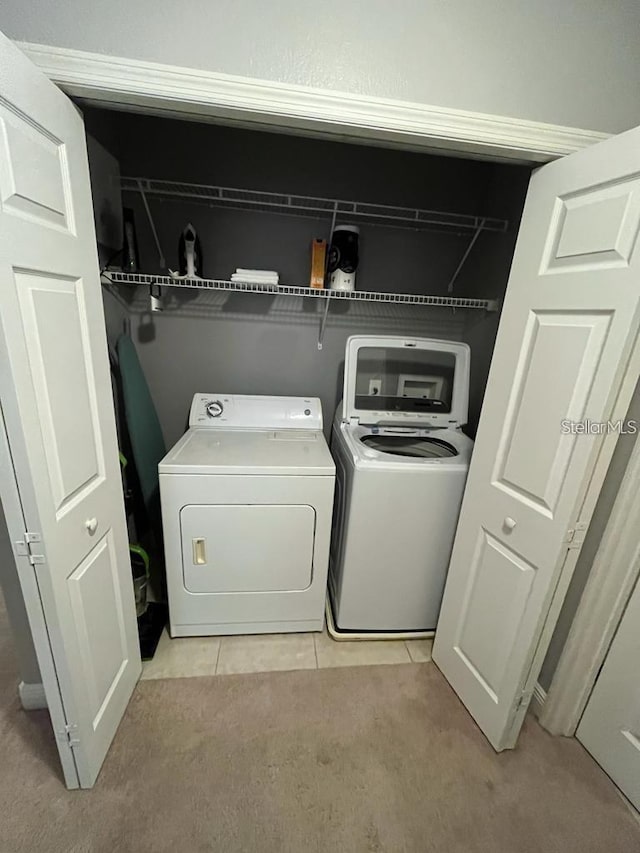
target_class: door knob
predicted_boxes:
[85,517,98,534]
[504,517,517,531]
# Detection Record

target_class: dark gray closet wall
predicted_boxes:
[459,167,531,434]
[86,107,635,703]
[86,108,528,444]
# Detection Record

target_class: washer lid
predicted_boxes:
[159,427,335,476]
[343,336,470,428]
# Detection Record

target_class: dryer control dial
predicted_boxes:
[206,400,224,418]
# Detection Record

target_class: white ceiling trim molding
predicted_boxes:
[19,42,609,163]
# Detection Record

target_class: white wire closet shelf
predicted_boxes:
[106,271,499,311]
[121,177,509,235]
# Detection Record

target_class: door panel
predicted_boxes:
[496,311,611,513]
[67,532,129,725]
[0,101,73,230]
[543,178,640,270]
[577,575,640,810]
[433,125,640,751]
[0,33,140,788]
[455,532,536,702]
[15,272,105,512]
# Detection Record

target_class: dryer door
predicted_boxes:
[181,504,315,593]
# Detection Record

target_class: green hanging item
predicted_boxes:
[116,333,166,524]
[130,544,150,618]
[112,345,168,661]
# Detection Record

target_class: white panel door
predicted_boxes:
[433,124,640,751]
[0,33,140,787]
[577,576,640,810]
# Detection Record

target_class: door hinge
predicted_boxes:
[566,521,588,550]
[57,723,80,749]
[514,688,533,714]
[14,532,45,565]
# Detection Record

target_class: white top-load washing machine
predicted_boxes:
[160,394,335,636]
[329,336,474,634]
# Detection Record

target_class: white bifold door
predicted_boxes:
[577,575,640,810]
[433,125,640,750]
[0,32,140,789]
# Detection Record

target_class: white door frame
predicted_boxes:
[17,42,608,164]
[539,335,640,736]
[0,401,80,788]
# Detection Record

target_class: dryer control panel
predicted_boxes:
[189,394,323,430]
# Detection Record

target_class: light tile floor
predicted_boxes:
[141,627,433,680]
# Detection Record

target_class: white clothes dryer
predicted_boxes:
[329,336,474,633]
[160,394,335,636]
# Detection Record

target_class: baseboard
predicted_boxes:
[529,682,547,719]
[18,681,48,711]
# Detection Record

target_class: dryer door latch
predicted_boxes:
[192,538,207,565]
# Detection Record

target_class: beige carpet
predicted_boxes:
[1,597,639,853]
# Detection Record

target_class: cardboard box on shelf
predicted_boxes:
[310,238,327,289]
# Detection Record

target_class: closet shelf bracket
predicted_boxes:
[137,179,166,269]
[447,218,485,294]
[318,296,332,351]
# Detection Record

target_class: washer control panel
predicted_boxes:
[189,394,323,430]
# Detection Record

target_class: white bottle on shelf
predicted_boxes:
[328,225,359,291]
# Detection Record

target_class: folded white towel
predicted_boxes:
[235,268,279,277]
[231,271,278,278]
[231,274,279,286]
[231,272,279,284]
[231,275,279,282]
[231,276,279,284]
